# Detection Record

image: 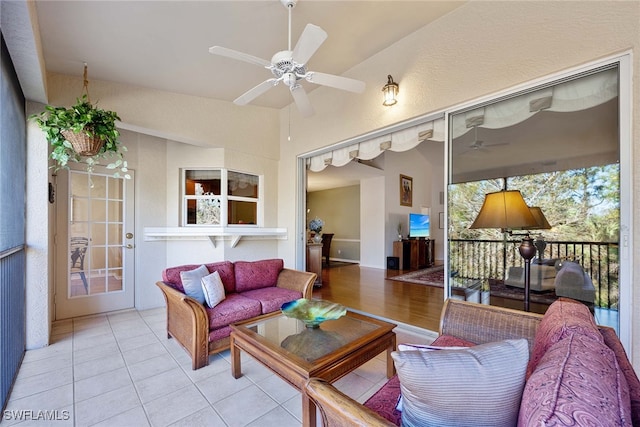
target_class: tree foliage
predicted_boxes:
[449,164,620,243]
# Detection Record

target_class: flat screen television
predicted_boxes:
[409,213,430,238]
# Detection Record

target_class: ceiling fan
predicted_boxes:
[209,0,366,117]
[459,126,509,155]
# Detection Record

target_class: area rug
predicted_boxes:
[388,266,445,288]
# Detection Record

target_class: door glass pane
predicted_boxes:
[446,66,620,331]
[70,173,89,197]
[108,224,122,245]
[108,176,122,199]
[91,175,107,197]
[90,223,106,245]
[68,170,125,298]
[72,198,89,223]
[108,200,123,222]
[91,199,107,221]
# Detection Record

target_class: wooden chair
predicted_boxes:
[321,233,334,265]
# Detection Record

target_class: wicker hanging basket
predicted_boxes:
[61,129,105,157]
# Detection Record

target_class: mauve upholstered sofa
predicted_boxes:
[305,298,640,427]
[156,258,316,370]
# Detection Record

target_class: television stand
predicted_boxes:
[392,239,434,270]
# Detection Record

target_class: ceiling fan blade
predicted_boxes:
[209,46,272,68]
[305,71,366,94]
[290,85,315,117]
[291,24,328,65]
[234,79,279,106]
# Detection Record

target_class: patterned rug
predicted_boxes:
[388,266,445,287]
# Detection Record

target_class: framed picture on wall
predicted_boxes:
[400,174,413,207]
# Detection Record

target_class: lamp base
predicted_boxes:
[518,234,537,312]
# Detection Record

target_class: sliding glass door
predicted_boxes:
[446,56,631,346]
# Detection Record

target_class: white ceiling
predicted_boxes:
[20,0,464,108]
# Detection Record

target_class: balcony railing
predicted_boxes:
[449,238,619,310]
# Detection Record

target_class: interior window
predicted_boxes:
[183,169,260,226]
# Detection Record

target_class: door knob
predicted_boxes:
[126,233,134,239]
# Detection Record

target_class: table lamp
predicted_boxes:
[470,190,539,311]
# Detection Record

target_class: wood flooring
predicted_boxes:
[312,263,444,332]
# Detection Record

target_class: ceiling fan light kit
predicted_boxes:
[209,0,366,117]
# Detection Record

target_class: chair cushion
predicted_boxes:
[201,271,226,308]
[391,339,529,427]
[526,297,602,378]
[179,265,209,304]
[364,375,402,426]
[241,287,302,314]
[234,259,283,292]
[205,293,261,330]
[519,333,632,426]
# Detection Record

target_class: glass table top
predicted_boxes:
[234,311,385,363]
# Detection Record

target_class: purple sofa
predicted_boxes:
[156,259,316,370]
[304,298,640,426]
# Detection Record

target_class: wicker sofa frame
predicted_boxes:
[156,268,316,370]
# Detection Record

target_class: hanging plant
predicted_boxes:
[30,64,129,178]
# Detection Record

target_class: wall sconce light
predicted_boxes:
[382,75,399,106]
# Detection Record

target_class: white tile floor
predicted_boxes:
[4,308,436,427]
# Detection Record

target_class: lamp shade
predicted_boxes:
[522,206,552,230]
[470,190,538,230]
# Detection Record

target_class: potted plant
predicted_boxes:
[31,94,129,178]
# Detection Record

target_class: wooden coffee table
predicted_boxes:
[230,309,397,427]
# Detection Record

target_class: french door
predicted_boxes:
[55,166,135,319]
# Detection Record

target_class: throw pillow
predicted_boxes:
[519,333,632,426]
[391,338,529,427]
[201,271,226,308]
[394,344,473,411]
[234,259,284,292]
[526,297,602,378]
[179,264,209,304]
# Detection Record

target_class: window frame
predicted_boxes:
[181,168,262,227]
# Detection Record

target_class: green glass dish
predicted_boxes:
[281,298,347,328]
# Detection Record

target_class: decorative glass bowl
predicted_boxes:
[281,298,347,328]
